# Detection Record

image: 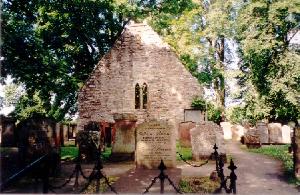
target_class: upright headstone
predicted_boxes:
[178,121,196,147]
[136,120,176,169]
[294,126,300,179]
[268,123,282,143]
[77,128,100,162]
[16,117,59,166]
[282,125,291,144]
[256,121,269,144]
[111,113,137,161]
[190,121,225,160]
[184,110,205,123]
[220,122,232,140]
[231,125,245,141]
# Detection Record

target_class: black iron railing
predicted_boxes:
[0,153,50,193]
[2,143,237,194]
[213,143,237,194]
[144,160,181,194]
[177,143,237,194]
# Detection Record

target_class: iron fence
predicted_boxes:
[1,143,237,194]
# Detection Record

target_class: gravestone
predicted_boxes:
[190,121,225,160]
[231,125,245,141]
[77,121,101,161]
[178,121,196,147]
[244,134,261,148]
[282,125,291,144]
[16,117,60,169]
[184,110,205,123]
[111,113,137,161]
[220,122,232,140]
[256,121,269,144]
[268,123,282,143]
[136,120,176,169]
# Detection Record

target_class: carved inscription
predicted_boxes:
[136,120,176,169]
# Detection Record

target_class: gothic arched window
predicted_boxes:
[135,83,140,109]
[142,83,148,109]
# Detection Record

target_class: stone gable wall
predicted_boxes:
[78,22,203,131]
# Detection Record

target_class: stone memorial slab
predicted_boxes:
[184,110,205,123]
[256,121,269,144]
[268,123,282,143]
[136,120,176,169]
[231,125,245,141]
[190,121,225,160]
[220,122,232,140]
[179,121,196,147]
[282,125,291,144]
[111,113,137,161]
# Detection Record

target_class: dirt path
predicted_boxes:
[225,141,299,194]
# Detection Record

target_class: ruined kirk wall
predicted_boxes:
[78,23,203,132]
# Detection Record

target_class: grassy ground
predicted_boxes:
[179,176,220,193]
[60,146,78,160]
[247,145,300,186]
[60,146,112,161]
[176,142,193,160]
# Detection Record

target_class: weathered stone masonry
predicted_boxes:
[78,22,203,133]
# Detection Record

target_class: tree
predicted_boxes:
[1,0,129,121]
[149,0,236,111]
[235,0,300,123]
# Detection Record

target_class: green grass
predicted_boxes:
[102,147,112,161]
[179,176,220,193]
[60,146,79,160]
[247,145,300,186]
[60,146,112,161]
[176,142,192,160]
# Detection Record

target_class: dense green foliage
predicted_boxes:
[149,0,236,110]
[248,145,300,185]
[234,0,300,123]
[2,0,128,121]
[191,97,222,124]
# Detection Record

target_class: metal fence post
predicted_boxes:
[158,160,166,194]
[213,144,219,171]
[42,159,49,193]
[228,159,237,194]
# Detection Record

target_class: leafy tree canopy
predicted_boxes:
[235,0,300,123]
[2,0,131,121]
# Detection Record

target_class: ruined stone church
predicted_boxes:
[78,21,203,133]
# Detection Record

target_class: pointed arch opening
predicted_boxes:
[142,83,148,109]
[135,83,140,109]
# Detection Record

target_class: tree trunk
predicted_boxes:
[213,36,225,111]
